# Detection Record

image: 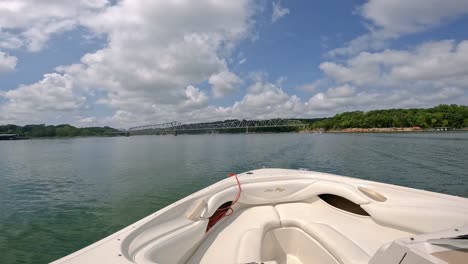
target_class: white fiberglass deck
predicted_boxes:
[187,199,411,264]
[51,169,468,264]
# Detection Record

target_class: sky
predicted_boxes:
[1,0,468,128]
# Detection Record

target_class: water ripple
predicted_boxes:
[0,133,467,263]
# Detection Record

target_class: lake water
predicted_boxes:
[1,132,467,263]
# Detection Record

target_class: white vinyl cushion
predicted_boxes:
[275,202,412,263]
[187,206,280,264]
[302,223,369,264]
[237,228,265,263]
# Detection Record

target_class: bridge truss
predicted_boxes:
[128,119,305,134]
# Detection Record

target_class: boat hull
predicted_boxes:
[51,168,468,264]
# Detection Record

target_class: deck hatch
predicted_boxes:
[319,194,370,216]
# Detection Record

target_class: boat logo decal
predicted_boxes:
[264,187,285,192]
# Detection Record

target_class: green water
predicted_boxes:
[1,133,467,264]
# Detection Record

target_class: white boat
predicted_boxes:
[51,168,468,264]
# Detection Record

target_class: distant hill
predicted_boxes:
[0,124,123,138]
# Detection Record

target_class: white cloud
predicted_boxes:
[329,0,468,56]
[1,0,254,126]
[322,40,468,89]
[0,0,109,51]
[2,0,467,127]
[307,85,376,112]
[0,50,16,72]
[271,1,290,23]
[325,84,356,98]
[306,85,466,116]
[209,71,242,98]
[361,0,468,37]
[310,39,468,116]
[76,0,252,125]
[326,33,388,57]
[212,78,304,120]
[0,31,23,50]
[106,110,136,127]
[211,77,463,120]
[0,73,86,124]
[180,85,209,111]
[319,58,382,87]
[296,79,327,93]
[78,116,97,124]
[3,73,85,112]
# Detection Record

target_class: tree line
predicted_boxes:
[0,124,122,137]
[309,104,468,130]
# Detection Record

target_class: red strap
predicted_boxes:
[206,173,242,232]
[228,173,241,207]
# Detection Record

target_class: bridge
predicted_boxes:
[128,119,306,135]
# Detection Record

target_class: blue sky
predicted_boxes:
[1,0,468,128]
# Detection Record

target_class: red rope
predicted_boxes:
[225,173,241,216]
[206,173,242,231]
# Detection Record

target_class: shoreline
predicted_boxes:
[305,127,468,133]
[2,128,468,139]
[326,127,423,133]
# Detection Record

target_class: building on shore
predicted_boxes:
[0,134,29,140]
[434,127,451,131]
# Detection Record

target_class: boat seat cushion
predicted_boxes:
[187,205,281,264]
[275,202,412,263]
[237,228,265,263]
[302,223,369,264]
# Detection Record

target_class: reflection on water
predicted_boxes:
[1,132,467,263]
